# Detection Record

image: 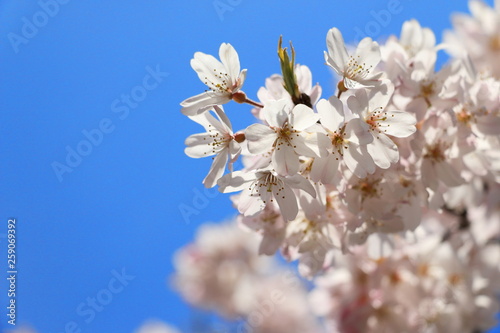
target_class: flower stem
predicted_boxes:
[244,98,264,109]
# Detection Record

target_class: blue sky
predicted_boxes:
[0,0,498,332]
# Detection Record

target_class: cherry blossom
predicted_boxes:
[311,96,375,182]
[347,84,417,169]
[325,27,383,90]
[184,106,242,188]
[218,168,316,221]
[245,99,329,176]
[181,43,247,116]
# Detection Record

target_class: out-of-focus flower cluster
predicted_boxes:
[173,222,321,333]
[177,1,500,332]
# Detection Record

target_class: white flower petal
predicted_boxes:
[368,82,394,110]
[238,69,247,89]
[203,150,229,188]
[213,105,232,131]
[259,231,285,255]
[421,159,439,190]
[245,124,276,154]
[294,132,330,158]
[273,144,299,176]
[296,65,313,94]
[184,133,218,158]
[238,189,266,217]
[263,99,290,128]
[290,104,320,131]
[412,49,436,78]
[367,133,399,169]
[347,90,369,116]
[217,171,255,193]
[317,97,344,131]
[435,162,464,187]
[344,118,372,145]
[380,111,416,138]
[228,140,241,163]
[218,43,240,84]
[309,84,322,105]
[191,52,226,87]
[343,77,365,89]
[325,28,349,74]
[285,174,316,198]
[355,37,381,69]
[310,155,340,184]
[344,145,375,178]
[181,92,230,116]
[275,185,299,221]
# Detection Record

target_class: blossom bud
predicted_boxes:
[234,132,246,143]
[278,36,300,101]
[232,91,247,104]
[337,80,347,93]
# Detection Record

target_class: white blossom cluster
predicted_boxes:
[178,1,500,332]
[172,222,321,333]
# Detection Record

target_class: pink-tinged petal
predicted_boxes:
[347,90,369,116]
[285,175,316,198]
[245,124,276,154]
[355,37,381,69]
[412,49,436,79]
[405,96,429,122]
[463,152,487,176]
[181,92,230,116]
[296,65,312,94]
[316,97,344,132]
[435,162,464,187]
[218,43,240,84]
[367,133,399,169]
[326,28,349,73]
[309,84,322,105]
[309,156,328,183]
[217,171,255,193]
[273,144,299,176]
[421,159,438,190]
[262,99,290,128]
[191,52,226,86]
[324,52,342,77]
[344,145,375,178]
[275,185,299,221]
[184,133,217,158]
[400,19,422,49]
[368,82,394,110]
[380,111,416,138]
[228,140,241,163]
[213,105,232,132]
[399,197,422,231]
[294,132,330,158]
[476,114,500,135]
[186,112,212,129]
[421,28,436,49]
[290,104,319,130]
[344,118,372,145]
[355,72,384,88]
[259,230,285,255]
[190,108,227,134]
[203,150,229,188]
[237,69,247,89]
[470,0,497,34]
[238,190,266,216]
[343,77,365,89]
[310,155,340,184]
